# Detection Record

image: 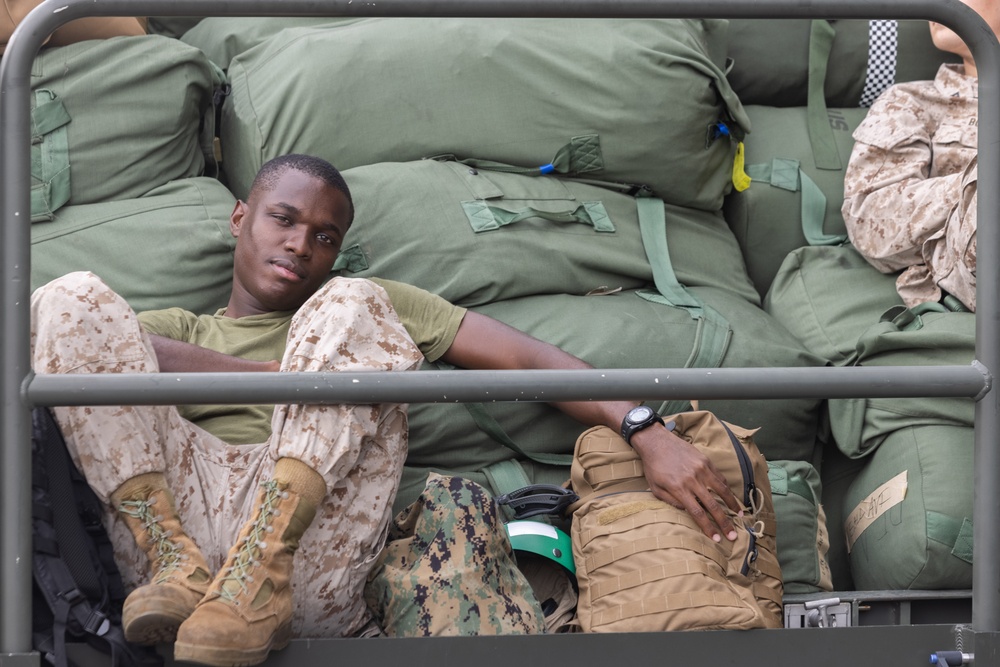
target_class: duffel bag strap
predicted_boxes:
[465,402,572,468]
[30,89,72,223]
[806,19,842,171]
[635,197,732,400]
[744,158,848,247]
[435,133,604,177]
[462,200,615,233]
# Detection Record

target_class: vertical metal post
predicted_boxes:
[971,19,1000,634]
[0,14,47,655]
[1,0,999,657]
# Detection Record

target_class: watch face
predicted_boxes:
[628,406,654,424]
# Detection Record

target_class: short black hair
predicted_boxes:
[248,154,355,224]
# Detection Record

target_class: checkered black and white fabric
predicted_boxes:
[860,19,899,107]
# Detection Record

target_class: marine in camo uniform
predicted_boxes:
[31,155,424,667]
[842,1,999,311]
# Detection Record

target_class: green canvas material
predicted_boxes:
[221,18,750,211]
[768,460,832,594]
[818,443,866,591]
[724,106,870,297]
[827,305,975,459]
[726,19,959,108]
[334,159,760,308]
[805,19,842,171]
[30,90,72,222]
[146,17,206,38]
[845,424,973,590]
[764,245,902,366]
[28,36,224,220]
[397,286,825,515]
[31,178,238,315]
[180,17,364,71]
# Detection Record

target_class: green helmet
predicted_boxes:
[505,520,575,574]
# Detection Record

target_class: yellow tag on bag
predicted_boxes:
[732,142,751,192]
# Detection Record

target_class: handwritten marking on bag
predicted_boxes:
[845,471,908,553]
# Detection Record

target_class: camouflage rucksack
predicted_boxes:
[364,473,545,636]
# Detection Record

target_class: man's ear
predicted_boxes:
[230,200,248,238]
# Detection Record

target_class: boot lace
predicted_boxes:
[218,480,288,604]
[118,496,189,585]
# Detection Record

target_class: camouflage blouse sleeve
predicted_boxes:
[841,81,967,274]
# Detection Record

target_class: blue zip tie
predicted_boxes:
[715,122,730,137]
[539,163,555,174]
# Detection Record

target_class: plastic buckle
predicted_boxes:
[496,484,579,519]
[84,609,110,637]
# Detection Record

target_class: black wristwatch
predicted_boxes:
[620,405,665,445]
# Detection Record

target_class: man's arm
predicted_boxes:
[148,334,280,373]
[439,310,741,543]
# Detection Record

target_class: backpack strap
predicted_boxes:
[31,408,163,667]
[33,409,113,667]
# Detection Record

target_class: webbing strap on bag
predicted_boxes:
[806,19,843,171]
[635,197,732,409]
[926,512,974,564]
[744,158,848,246]
[30,89,72,223]
[466,403,572,468]
[462,200,615,233]
[839,302,952,369]
[439,134,605,177]
[434,368,569,515]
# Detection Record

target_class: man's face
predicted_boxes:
[929,0,1000,64]
[227,168,352,318]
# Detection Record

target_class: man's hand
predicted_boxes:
[148,334,281,373]
[628,423,742,542]
[441,311,742,541]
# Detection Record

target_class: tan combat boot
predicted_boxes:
[112,473,212,645]
[174,458,325,667]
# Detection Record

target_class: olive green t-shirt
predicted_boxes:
[137,277,466,445]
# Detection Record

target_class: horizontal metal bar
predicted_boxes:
[24,365,988,406]
[3,0,998,653]
[6,0,987,21]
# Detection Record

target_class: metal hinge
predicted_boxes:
[784,597,852,628]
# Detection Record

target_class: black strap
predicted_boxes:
[31,408,163,667]
[496,484,579,519]
[35,409,109,605]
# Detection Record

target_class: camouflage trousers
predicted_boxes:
[30,272,423,638]
[365,473,546,636]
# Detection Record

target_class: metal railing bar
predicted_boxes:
[3,0,999,653]
[23,365,989,406]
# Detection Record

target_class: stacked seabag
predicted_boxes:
[29,35,236,314]
[215,19,832,530]
[732,19,972,591]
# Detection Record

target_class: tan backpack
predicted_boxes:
[569,411,783,632]
[1,0,145,54]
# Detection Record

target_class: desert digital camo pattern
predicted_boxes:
[30,271,423,638]
[365,473,546,636]
[842,63,979,310]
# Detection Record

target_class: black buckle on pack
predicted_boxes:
[496,484,579,519]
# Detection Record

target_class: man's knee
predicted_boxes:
[32,271,117,311]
